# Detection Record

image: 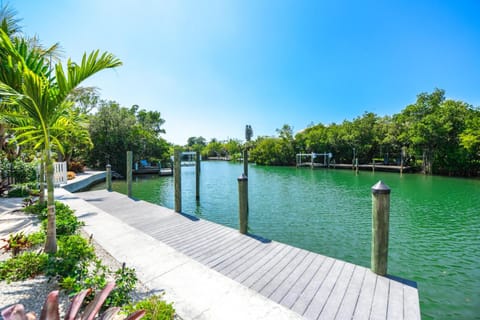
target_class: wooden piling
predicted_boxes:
[355,158,359,175]
[238,174,248,234]
[196,151,200,201]
[243,149,248,176]
[126,151,133,198]
[372,159,375,173]
[174,149,182,213]
[106,164,112,191]
[371,180,390,276]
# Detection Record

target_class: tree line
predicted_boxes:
[193,89,479,177]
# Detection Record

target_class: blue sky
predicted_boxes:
[11,0,480,144]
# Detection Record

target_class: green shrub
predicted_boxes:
[106,265,138,307]
[26,201,83,236]
[59,258,109,297]
[23,201,47,216]
[46,235,95,279]
[123,294,175,320]
[0,251,48,282]
[0,159,37,183]
[27,231,46,246]
[7,185,30,198]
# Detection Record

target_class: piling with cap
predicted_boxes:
[371,180,390,276]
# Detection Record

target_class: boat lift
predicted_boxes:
[296,152,333,168]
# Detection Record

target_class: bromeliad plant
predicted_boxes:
[1,282,145,320]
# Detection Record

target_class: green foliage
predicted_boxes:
[41,202,84,236]
[247,89,480,176]
[0,251,48,282]
[123,294,175,320]
[26,231,46,247]
[106,265,138,307]
[25,200,82,236]
[46,234,95,279]
[23,201,47,215]
[7,185,30,197]
[0,159,37,183]
[88,101,170,175]
[59,258,108,297]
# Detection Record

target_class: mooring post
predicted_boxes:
[195,151,200,201]
[174,149,182,213]
[238,174,248,234]
[372,159,375,173]
[355,158,359,175]
[371,180,390,276]
[243,149,248,176]
[106,164,112,191]
[126,151,133,197]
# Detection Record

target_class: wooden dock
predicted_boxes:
[75,190,420,319]
[298,163,413,173]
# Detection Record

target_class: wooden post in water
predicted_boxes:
[243,149,248,176]
[106,164,112,191]
[371,180,390,276]
[355,158,359,175]
[238,174,248,234]
[126,151,133,198]
[174,149,182,213]
[372,159,375,173]
[195,151,200,201]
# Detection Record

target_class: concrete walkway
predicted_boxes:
[55,188,303,320]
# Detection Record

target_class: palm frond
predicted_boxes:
[0,4,22,37]
[55,50,122,104]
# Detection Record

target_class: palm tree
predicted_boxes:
[0,29,121,253]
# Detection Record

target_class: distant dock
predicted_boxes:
[297,163,413,173]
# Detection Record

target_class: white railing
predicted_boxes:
[54,161,67,186]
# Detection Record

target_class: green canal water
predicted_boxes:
[92,161,480,319]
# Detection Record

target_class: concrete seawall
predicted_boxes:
[62,171,106,193]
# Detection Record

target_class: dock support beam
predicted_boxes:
[371,180,390,276]
[238,174,248,234]
[106,164,112,191]
[174,149,182,213]
[126,151,133,198]
[196,151,200,201]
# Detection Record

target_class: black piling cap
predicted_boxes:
[372,180,391,194]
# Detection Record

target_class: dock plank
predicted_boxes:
[335,266,367,320]
[291,256,336,315]
[319,262,356,319]
[353,270,378,319]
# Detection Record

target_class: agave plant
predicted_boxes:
[1,282,145,320]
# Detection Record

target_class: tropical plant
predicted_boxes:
[0,27,121,253]
[0,231,31,256]
[1,282,146,320]
[123,294,175,320]
[0,251,48,281]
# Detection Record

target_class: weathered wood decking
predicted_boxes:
[75,190,420,319]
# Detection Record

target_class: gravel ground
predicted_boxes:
[0,209,175,319]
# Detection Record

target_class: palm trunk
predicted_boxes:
[39,154,45,205]
[44,150,57,253]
